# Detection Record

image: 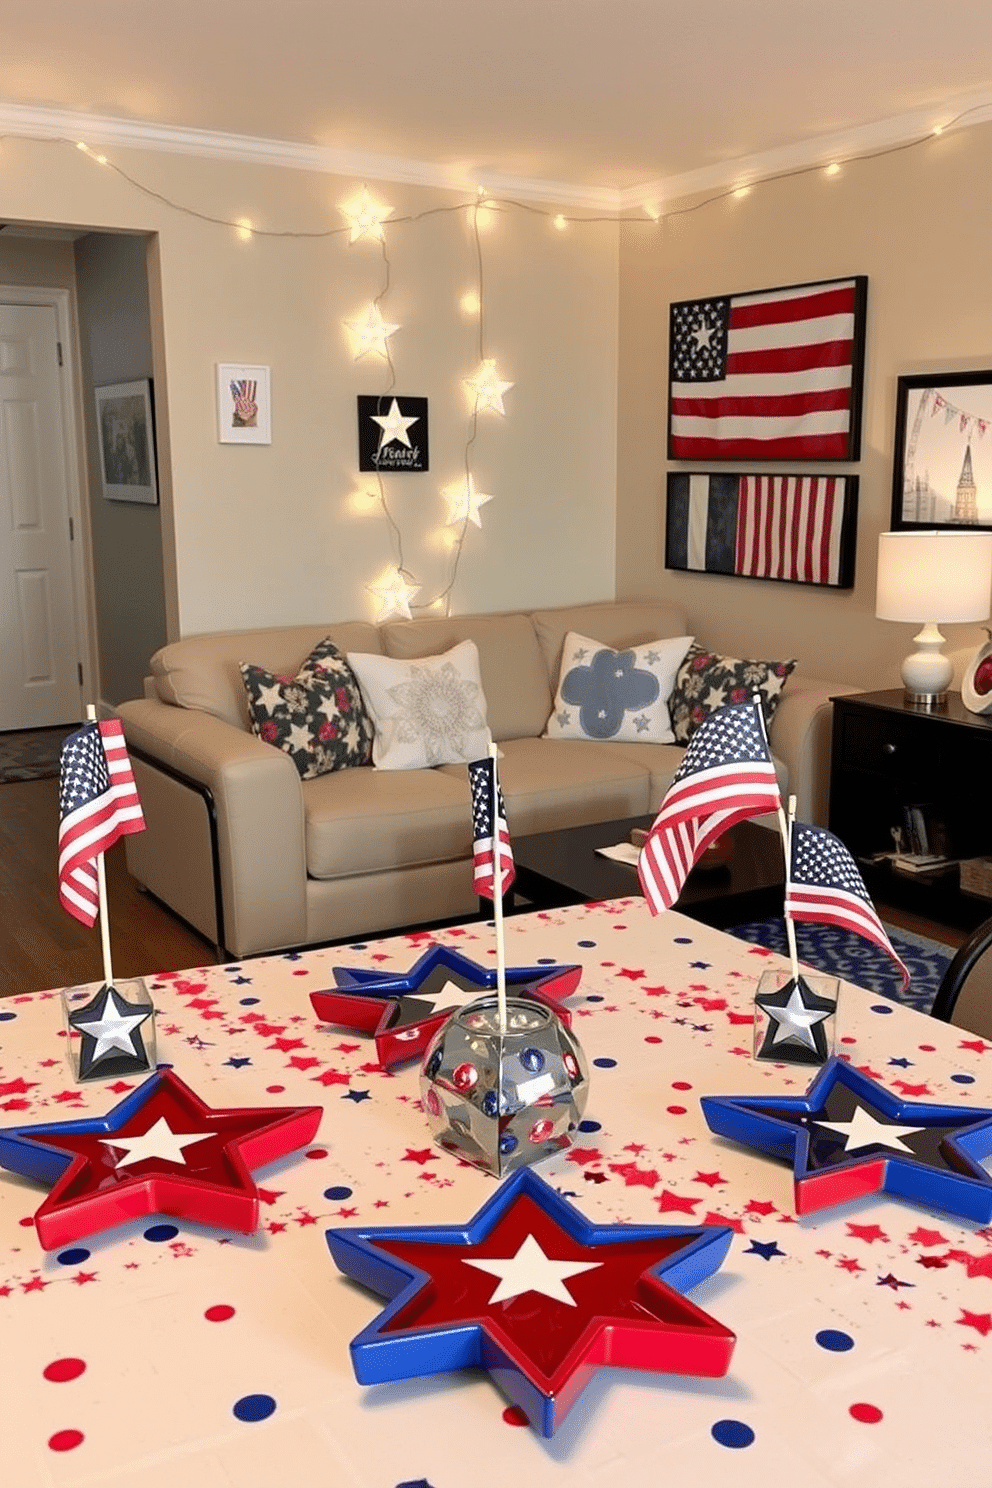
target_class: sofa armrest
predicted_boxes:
[117,698,307,957]
[768,677,861,828]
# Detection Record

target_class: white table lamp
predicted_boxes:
[876,530,992,708]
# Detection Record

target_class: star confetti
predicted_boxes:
[67,982,154,1080]
[701,1057,992,1222]
[311,946,582,1065]
[0,1067,322,1249]
[327,1165,735,1436]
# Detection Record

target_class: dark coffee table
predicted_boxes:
[511,815,785,929]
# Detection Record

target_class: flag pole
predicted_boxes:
[750,694,799,984]
[85,705,115,990]
[489,743,508,1036]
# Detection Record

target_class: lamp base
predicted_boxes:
[901,623,953,710]
[903,686,949,711]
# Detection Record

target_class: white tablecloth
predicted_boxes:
[1,899,990,1486]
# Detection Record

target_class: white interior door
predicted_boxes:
[0,300,82,730]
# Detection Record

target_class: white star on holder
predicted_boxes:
[368,570,421,622]
[345,304,400,359]
[465,359,514,415]
[370,398,419,449]
[443,474,494,528]
[339,186,393,243]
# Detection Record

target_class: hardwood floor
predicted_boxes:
[1,777,219,997]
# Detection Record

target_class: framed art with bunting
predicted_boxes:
[890,369,992,531]
[665,472,858,588]
[667,275,868,461]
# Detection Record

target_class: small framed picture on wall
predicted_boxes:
[94,380,158,504]
[217,364,271,444]
[891,369,992,530]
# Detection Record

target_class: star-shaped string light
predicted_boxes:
[442,474,494,528]
[370,397,419,449]
[753,973,836,1066]
[701,1057,992,1222]
[345,303,400,359]
[464,358,514,415]
[327,1165,735,1436]
[311,946,582,1066]
[367,570,421,621]
[67,982,154,1080]
[0,1067,322,1249]
[339,186,393,243]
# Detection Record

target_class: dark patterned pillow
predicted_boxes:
[240,636,373,779]
[669,644,797,744]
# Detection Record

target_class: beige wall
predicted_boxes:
[616,120,992,691]
[1,139,619,641]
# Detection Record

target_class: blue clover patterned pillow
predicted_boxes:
[240,636,373,779]
[669,643,797,745]
[544,631,694,744]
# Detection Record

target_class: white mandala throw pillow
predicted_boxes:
[347,640,492,770]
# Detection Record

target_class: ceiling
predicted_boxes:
[2,0,991,200]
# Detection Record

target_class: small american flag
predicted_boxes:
[668,277,866,459]
[637,700,782,915]
[786,823,909,988]
[58,719,145,926]
[468,756,515,901]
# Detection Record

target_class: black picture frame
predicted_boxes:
[357,394,429,473]
[667,274,868,462]
[94,379,158,504]
[665,471,858,588]
[890,369,992,531]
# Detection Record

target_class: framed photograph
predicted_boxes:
[217,363,271,444]
[667,275,867,461]
[94,380,158,504]
[665,472,858,588]
[891,370,992,530]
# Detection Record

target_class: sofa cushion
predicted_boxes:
[669,644,797,744]
[347,640,492,769]
[150,622,383,730]
[303,765,472,879]
[239,636,373,779]
[380,612,551,740]
[530,600,690,691]
[544,631,694,744]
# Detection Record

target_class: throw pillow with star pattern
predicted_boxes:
[543,631,694,744]
[240,636,374,779]
[669,643,796,745]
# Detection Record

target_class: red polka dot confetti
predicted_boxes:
[43,1358,86,1383]
[849,1402,883,1424]
[48,1429,84,1452]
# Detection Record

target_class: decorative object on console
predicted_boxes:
[701,1056,992,1222]
[347,639,491,768]
[325,1164,736,1437]
[875,530,992,709]
[216,363,271,444]
[668,644,796,744]
[890,369,992,532]
[62,979,155,1082]
[666,473,858,588]
[0,1067,322,1250]
[543,630,693,743]
[310,946,582,1067]
[961,627,992,715]
[667,275,868,460]
[753,968,837,1066]
[240,635,373,778]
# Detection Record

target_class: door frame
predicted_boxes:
[1,283,95,723]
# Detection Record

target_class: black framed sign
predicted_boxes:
[891,370,992,531]
[358,395,429,473]
[667,275,867,461]
[665,472,858,588]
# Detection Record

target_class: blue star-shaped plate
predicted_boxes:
[327,1165,735,1436]
[701,1056,992,1221]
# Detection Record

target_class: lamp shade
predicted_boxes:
[876,531,992,624]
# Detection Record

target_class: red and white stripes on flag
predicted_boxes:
[58,719,145,927]
[468,756,516,901]
[669,277,866,459]
[736,475,846,584]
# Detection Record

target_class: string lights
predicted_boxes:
[20,99,986,618]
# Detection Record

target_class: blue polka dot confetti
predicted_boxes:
[816,1328,854,1352]
[0,1011,16,1022]
[592,1057,617,1068]
[56,1247,90,1265]
[585,994,605,1003]
[674,937,693,945]
[232,1393,277,1422]
[143,1224,179,1243]
[238,997,260,1006]
[952,1074,976,1084]
[324,1186,353,1201]
[577,940,596,948]
[711,1419,755,1449]
[537,957,557,964]
[578,1119,601,1132]
[870,1003,894,1014]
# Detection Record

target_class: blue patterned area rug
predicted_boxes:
[726,918,954,1016]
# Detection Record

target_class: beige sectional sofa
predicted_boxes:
[116,598,855,959]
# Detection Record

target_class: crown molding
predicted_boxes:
[2,90,991,218]
[619,87,992,211]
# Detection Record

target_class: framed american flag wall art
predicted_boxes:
[667,275,868,460]
[665,472,858,588]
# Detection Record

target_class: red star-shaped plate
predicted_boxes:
[327,1165,735,1435]
[311,946,581,1066]
[0,1067,322,1249]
